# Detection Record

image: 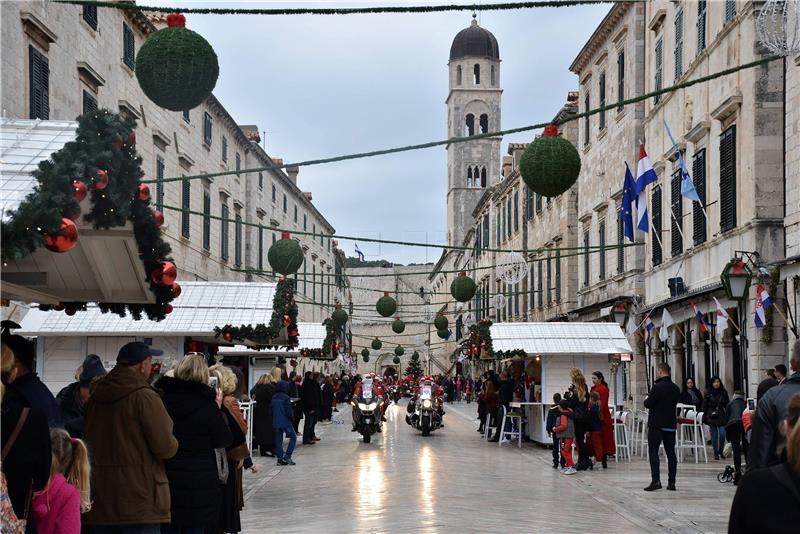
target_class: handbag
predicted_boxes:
[214,448,229,483]
[1,408,30,531]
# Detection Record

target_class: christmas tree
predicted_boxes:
[407,351,424,381]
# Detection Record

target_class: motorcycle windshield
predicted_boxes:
[363,384,373,400]
[420,385,432,400]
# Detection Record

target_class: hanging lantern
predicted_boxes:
[450,272,476,302]
[499,251,529,285]
[434,315,448,331]
[756,0,800,56]
[94,169,109,190]
[151,260,177,286]
[391,318,405,334]
[519,124,581,197]
[153,210,165,228]
[72,180,88,202]
[394,345,404,356]
[376,291,397,317]
[720,258,752,301]
[137,183,151,201]
[331,305,349,326]
[371,338,382,350]
[135,12,219,111]
[44,218,79,253]
[268,231,304,276]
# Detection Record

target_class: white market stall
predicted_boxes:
[490,322,633,444]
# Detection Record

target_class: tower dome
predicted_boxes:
[449,16,500,61]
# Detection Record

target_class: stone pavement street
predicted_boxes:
[241,401,736,533]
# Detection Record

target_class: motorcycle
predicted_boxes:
[405,381,443,436]
[351,383,383,443]
[387,385,402,404]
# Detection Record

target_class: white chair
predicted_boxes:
[637,410,650,458]
[484,406,501,441]
[676,409,698,463]
[614,411,632,462]
[500,405,524,448]
[239,400,254,453]
[695,411,709,463]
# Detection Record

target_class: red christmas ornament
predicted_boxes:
[150,260,177,286]
[53,303,64,311]
[153,210,165,227]
[44,218,79,253]
[68,211,81,221]
[288,328,298,338]
[222,331,233,343]
[65,306,77,316]
[283,314,291,327]
[127,131,137,146]
[137,183,150,201]
[72,180,88,202]
[164,303,174,314]
[166,12,186,28]
[170,282,181,298]
[94,170,109,190]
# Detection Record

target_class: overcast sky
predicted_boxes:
[183,1,609,264]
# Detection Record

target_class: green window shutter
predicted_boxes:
[719,126,737,233]
[692,149,707,245]
[29,46,49,120]
[652,185,663,266]
[671,169,683,256]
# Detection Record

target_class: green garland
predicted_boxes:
[298,318,339,360]
[3,110,176,321]
[214,277,299,347]
[762,268,780,345]
[462,319,494,358]
[493,349,528,360]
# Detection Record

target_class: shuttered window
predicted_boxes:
[482,216,490,249]
[583,231,590,287]
[652,185,663,266]
[496,210,501,245]
[674,10,684,81]
[546,251,552,305]
[725,0,736,23]
[697,1,707,54]
[529,262,536,308]
[221,204,229,260]
[617,213,625,273]
[537,261,543,307]
[28,46,49,120]
[513,191,519,232]
[82,90,97,115]
[283,194,287,213]
[599,71,606,130]
[617,50,625,111]
[720,126,737,233]
[203,112,212,146]
[584,91,591,146]
[692,149,707,245]
[555,249,561,303]
[182,110,190,123]
[122,23,135,69]
[235,152,241,175]
[599,221,606,280]
[507,199,512,238]
[234,213,242,267]
[654,39,663,104]
[258,226,264,270]
[535,193,542,214]
[181,178,191,238]
[671,169,683,256]
[83,5,98,29]
[258,172,263,190]
[222,136,228,162]
[525,187,533,220]
[202,190,211,251]
[501,204,506,241]
[155,156,165,211]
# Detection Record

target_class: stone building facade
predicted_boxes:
[0,1,345,323]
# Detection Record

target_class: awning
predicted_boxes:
[17,281,276,342]
[490,322,633,355]
[218,323,327,356]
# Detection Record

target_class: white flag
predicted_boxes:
[659,309,674,342]
[713,297,730,321]
[626,315,638,337]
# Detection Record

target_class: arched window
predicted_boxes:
[465,114,475,136]
[474,64,480,84]
[467,166,473,187]
[491,65,496,86]
[479,114,489,134]
[481,167,487,188]
[456,65,462,85]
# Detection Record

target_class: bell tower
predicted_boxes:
[446,15,502,247]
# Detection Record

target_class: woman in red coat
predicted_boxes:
[591,371,616,460]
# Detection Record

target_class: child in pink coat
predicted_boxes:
[32,428,90,534]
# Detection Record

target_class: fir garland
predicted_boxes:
[298,319,339,360]
[493,349,528,360]
[462,319,494,358]
[214,277,299,347]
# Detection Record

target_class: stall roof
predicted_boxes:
[218,323,327,355]
[490,322,632,355]
[17,281,276,337]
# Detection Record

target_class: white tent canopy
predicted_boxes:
[490,322,632,356]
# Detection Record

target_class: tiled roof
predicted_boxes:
[490,322,632,355]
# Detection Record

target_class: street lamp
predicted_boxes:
[610,301,629,328]
[721,258,752,300]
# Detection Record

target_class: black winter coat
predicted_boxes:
[301,379,321,415]
[679,388,703,412]
[252,383,275,448]
[728,462,800,534]
[748,375,800,470]
[9,372,62,427]
[703,388,730,426]
[498,379,514,407]
[158,376,232,528]
[644,376,681,430]
[56,382,85,437]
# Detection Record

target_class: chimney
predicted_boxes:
[286,165,299,185]
[239,125,261,144]
[303,191,313,201]
[502,155,513,177]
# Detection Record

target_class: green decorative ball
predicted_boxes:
[371,338,382,350]
[437,328,449,339]
[519,125,581,198]
[361,348,370,358]
[412,351,419,359]
[434,315,448,331]
[331,308,348,326]
[393,356,401,365]
[391,319,405,334]
[135,18,219,112]
[394,345,404,356]
[376,294,397,317]
[450,274,477,302]
[267,235,304,275]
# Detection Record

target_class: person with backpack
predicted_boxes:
[703,376,730,460]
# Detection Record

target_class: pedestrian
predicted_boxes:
[703,376,730,460]
[456,376,463,402]
[291,373,303,434]
[546,393,564,469]
[748,342,800,470]
[587,391,607,469]
[1,342,52,531]
[56,354,107,438]
[158,355,232,534]
[488,372,514,442]
[321,376,334,423]
[32,428,91,533]
[2,322,61,427]
[725,390,747,485]
[477,380,496,434]
[272,380,297,466]
[301,371,320,444]
[83,341,179,532]
[566,368,590,470]
[251,374,276,457]
[552,400,576,475]
[728,392,800,534]
[590,371,615,463]
[774,364,788,385]
[756,369,779,402]
[679,377,703,412]
[465,377,473,404]
[643,362,681,492]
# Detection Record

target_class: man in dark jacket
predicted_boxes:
[56,354,107,437]
[748,343,800,470]
[301,371,320,445]
[83,342,178,531]
[643,362,681,492]
[489,372,515,442]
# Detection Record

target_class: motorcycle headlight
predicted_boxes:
[367,402,378,411]
[358,403,369,411]
[422,399,432,409]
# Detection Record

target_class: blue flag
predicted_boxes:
[664,120,700,202]
[619,163,635,242]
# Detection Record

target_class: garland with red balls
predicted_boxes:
[461,319,494,358]
[213,277,299,348]
[298,318,339,360]
[3,110,177,320]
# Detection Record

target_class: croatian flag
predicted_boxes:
[759,285,774,310]
[634,144,659,232]
[713,297,730,322]
[691,302,709,334]
[354,243,365,262]
[754,285,768,328]
[643,314,655,343]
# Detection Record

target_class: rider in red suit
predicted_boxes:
[352,374,387,422]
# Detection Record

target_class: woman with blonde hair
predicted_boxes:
[567,367,591,470]
[252,373,277,457]
[158,355,232,533]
